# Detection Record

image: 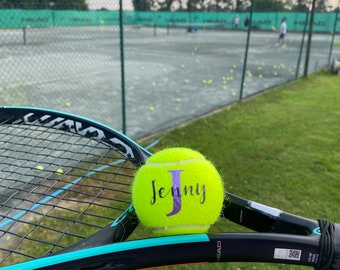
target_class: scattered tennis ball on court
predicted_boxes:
[140,66,145,70]
[65,102,71,107]
[55,168,64,176]
[134,76,139,80]
[149,106,155,112]
[202,79,207,84]
[132,147,224,236]
[233,64,237,68]
[163,68,167,72]
[231,92,236,96]
[184,79,190,84]
[176,98,181,103]
[196,59,200,63]
[181,64,185,68]
[259,74,263,78]
[258,66,262,70]
[152,82,156,87]
[272,26,277,31]
[229,69,234,73]
[207,79,213,84]
[158,63,162,67]
[333,40,340,45]
[36,165,44,172]
[223,86,228,90]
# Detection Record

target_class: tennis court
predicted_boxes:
[1,25,338,138]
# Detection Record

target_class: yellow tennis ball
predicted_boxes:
[36,165,44,172]
[55,168,63,176]
[132,147,224,236]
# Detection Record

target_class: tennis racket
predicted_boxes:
[0,106,339,270]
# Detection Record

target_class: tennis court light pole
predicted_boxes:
[239,0,254,100]
[119,0,126,134]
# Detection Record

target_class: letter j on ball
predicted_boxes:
[132,147,224,236]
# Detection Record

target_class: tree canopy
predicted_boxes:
[131,0,334,11]
[0,0,88,10]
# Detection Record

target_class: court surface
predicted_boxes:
[0,26,338,138]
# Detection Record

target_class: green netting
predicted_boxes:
[0,9,53,28]
[0,9,338,33]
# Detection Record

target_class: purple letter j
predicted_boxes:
[166,169,183,216]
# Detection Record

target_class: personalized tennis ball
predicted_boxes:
[132,147,224,236]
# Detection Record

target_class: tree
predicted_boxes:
[291,0,310,11]
[132,0,153,11]
[252,0,286,11]
[0,0,88,10]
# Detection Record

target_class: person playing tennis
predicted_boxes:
[275,18,287,48]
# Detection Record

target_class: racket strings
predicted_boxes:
[0,124,138,266]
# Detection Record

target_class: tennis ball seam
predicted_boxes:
[147,158,205,166]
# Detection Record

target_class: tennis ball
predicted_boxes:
[36,165,44,172]
[55,168,63,176]
[65,102,71,107]
[132,148,224,236]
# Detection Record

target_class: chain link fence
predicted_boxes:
[1,1,339,139]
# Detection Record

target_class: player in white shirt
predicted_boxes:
[275,18,287,48]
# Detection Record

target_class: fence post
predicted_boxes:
[239,0,254,101]
[304,0,317,77]
[23,27,27,45]
[119,0,126,134]
[328,10,339,65]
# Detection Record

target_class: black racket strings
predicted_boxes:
[0,123,138,265]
